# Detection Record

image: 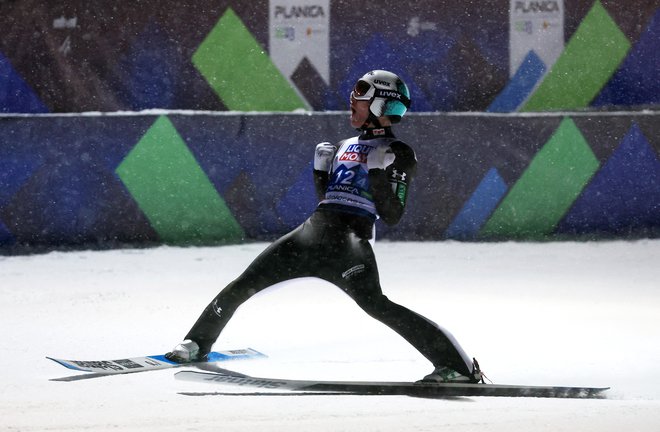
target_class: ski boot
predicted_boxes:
[165,339,204,363]
[420,358,484,384]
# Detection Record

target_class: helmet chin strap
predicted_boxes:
[360,109,382,130]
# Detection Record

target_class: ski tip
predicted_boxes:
[248,348,268,358]
[46,356,86,371]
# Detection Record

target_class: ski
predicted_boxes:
[48,348,266,381]
[174,368,609,399]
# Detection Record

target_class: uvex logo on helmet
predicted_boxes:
[378,90,403,100]
[373,79,392,87]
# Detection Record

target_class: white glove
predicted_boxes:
[367,144,395,170]
[314,142,337,172]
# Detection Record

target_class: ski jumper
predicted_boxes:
[184,127,474,375]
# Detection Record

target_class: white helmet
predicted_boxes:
[350,70,411,124]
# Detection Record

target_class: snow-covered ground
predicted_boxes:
[2,240,660,431]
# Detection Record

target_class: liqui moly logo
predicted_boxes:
[339,144,371,163]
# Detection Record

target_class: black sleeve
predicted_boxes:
[313,170,329,201]
[368,141,417,225]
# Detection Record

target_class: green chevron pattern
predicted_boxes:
[480,118,600,238]
[192,7,306,111]
[522,0,631,111]
[115,116,244,244]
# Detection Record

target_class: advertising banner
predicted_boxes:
[509,0,564,76]
[269,0,330,85]
[1,111,659,251]
[2,1,658,113]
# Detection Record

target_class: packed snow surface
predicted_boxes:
[2,240,659,431]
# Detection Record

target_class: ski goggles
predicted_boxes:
[350,80,411,108]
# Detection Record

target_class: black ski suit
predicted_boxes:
[184,127,474,375]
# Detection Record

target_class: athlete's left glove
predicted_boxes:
[367,144,395,171]
[314,142,337,172]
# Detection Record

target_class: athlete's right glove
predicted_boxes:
[314,142,337,172]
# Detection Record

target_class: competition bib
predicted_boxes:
[321,136,396,217]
